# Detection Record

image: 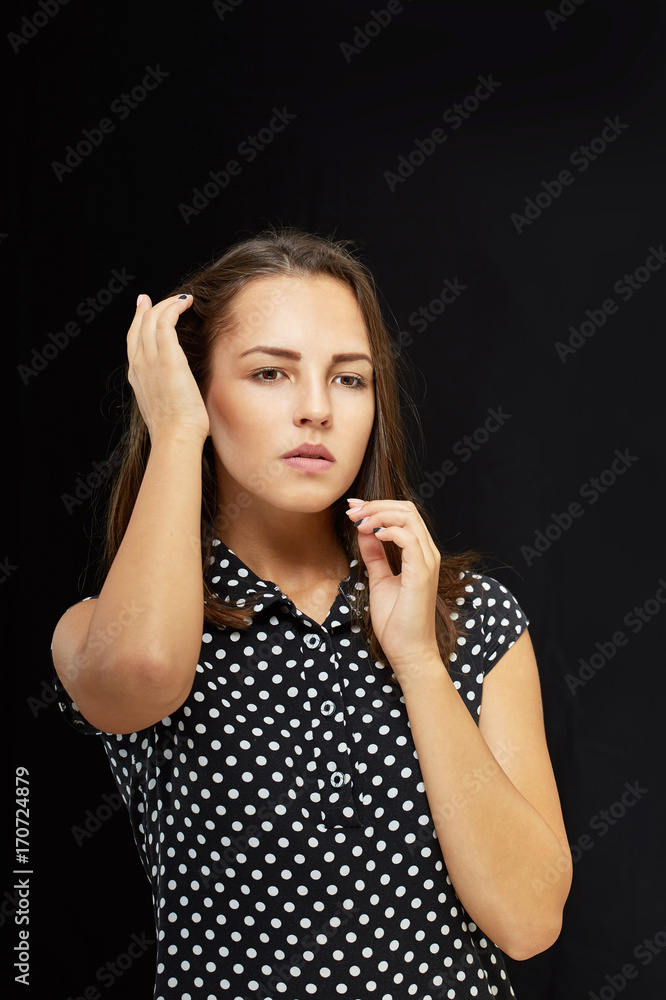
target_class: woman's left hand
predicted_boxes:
[346,498,442,679]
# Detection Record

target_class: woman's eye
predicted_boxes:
[250,370,367,388]
[252,368,283,382]
[336,374,367,389]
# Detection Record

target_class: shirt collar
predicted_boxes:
[207,539,367,620]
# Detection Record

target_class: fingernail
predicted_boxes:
[354,517,369,526]
[346,497,364,505]
[136,294,144,306]
[373,526,386,533]
[178,293,189,300]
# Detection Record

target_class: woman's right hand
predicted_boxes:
[127,293,210,446]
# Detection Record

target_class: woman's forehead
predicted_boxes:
[232,272,357,310]
[220,273,370,350]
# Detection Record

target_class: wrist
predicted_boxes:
[389,648,445,689]
[149,427,208,451]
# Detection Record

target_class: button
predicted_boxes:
[330,771,345,788]
[321,700,335,716]
[303,633,321,649]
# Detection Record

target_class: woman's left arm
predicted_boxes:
[399,630,572,961]
[348,498,572,961]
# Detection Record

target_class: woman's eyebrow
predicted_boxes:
[238,346,373,365]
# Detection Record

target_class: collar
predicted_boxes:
[207,538,368,622]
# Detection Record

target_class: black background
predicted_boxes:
[7,1,666,997]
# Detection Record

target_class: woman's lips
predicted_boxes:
[282,456,334,473]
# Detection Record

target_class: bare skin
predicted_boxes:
[202,274,376,617]
[51,274,571,960]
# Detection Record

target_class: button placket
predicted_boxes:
[301,615,362,830]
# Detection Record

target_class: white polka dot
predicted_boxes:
[80,552,524,996]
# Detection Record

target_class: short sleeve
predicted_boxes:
[465,574,530,675]
[52,596,103,737]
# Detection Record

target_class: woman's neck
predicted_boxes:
[217,504,350,591]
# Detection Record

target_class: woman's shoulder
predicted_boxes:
[454,570,530,670]
[460,569,526,605]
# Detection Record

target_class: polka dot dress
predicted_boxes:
[55,540,530,999]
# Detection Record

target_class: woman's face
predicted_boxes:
[204,274,376,519]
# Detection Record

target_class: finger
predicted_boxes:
[127,293,153,362]
[358,500,441,565]
[127,293,192,362]
[367,524,436,584]
[347,499,424,529]
[355,527,395,586]
[153,294,193,356]
[347,498,418,513]
[350,502,438,569]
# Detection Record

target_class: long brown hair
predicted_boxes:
[101,226,484,675]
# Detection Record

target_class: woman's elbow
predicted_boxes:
[507,851,573,960]
[501,909,565,962]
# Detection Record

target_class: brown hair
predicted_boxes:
[101,226,484,676]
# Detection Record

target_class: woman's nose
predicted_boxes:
[292,378,332,425]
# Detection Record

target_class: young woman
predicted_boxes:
[52,227,572,1000]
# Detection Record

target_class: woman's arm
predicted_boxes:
[347,498,572,960]
[399,629,572,961]
[51,293,210,734]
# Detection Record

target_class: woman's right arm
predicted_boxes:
[51,292,211,734]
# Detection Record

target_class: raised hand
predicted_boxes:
[346,498,442,679]
[127,293,210,446]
